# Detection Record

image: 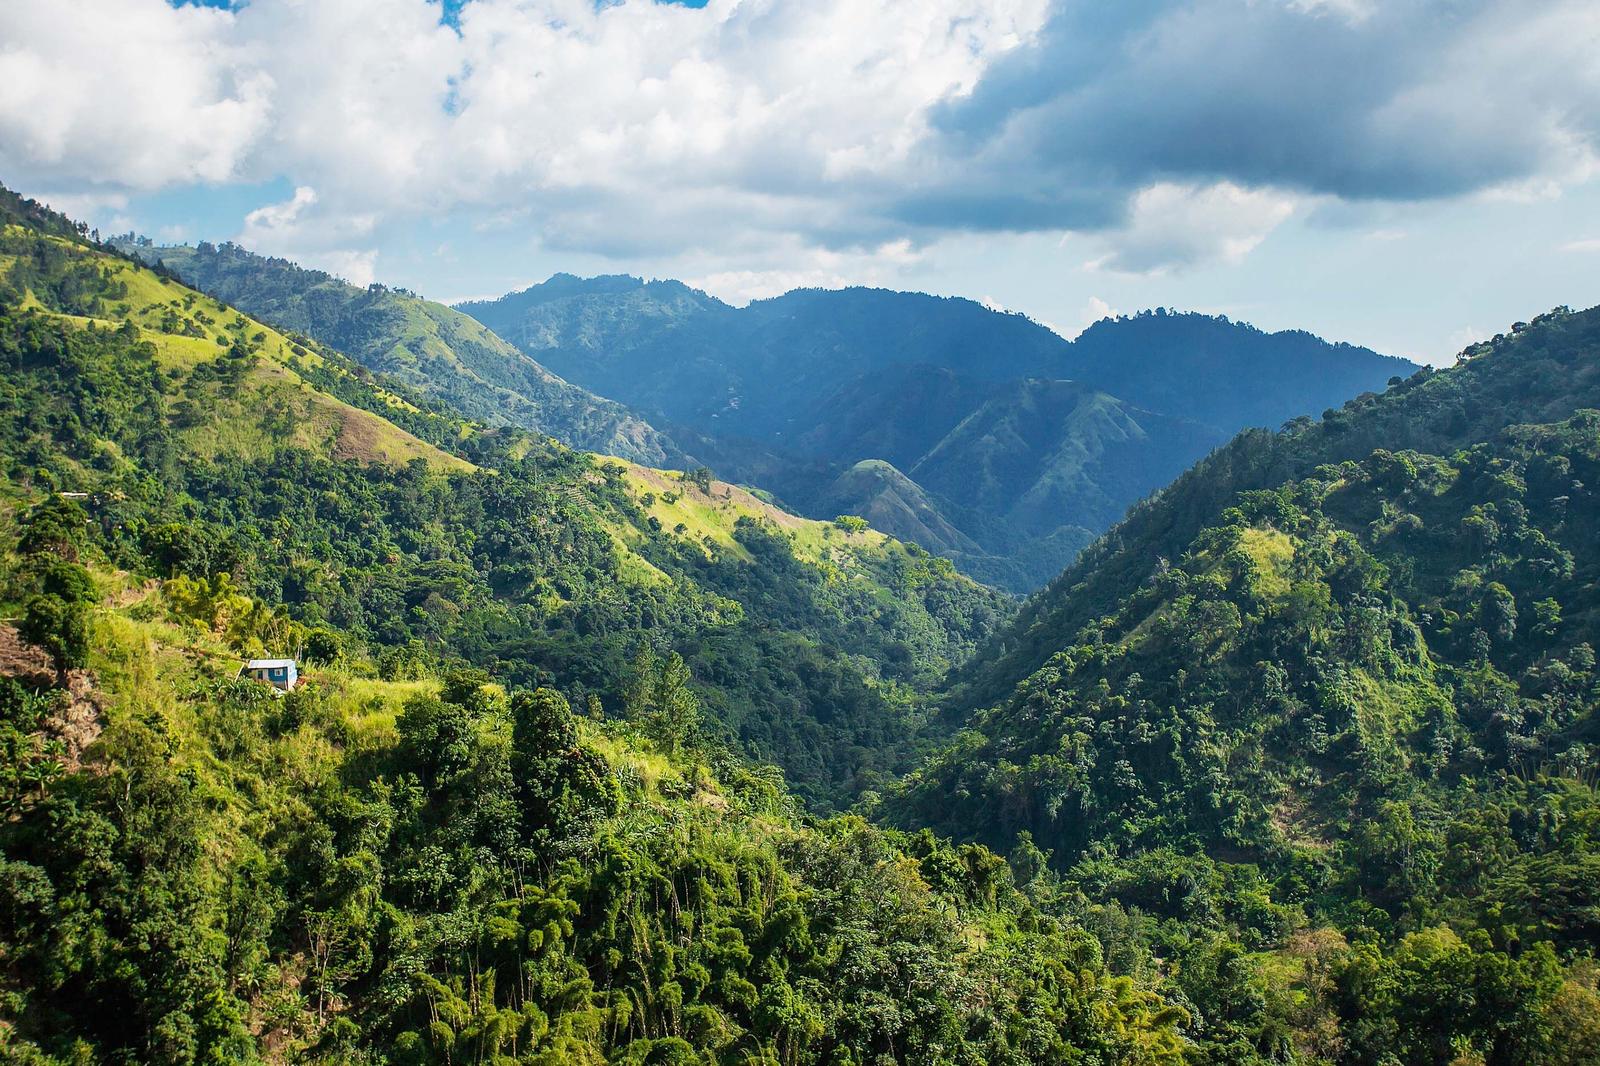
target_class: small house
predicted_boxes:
[242,658,299,691]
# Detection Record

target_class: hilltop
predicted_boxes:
[116,241,686,466]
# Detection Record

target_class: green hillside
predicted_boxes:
[884,305,1600,1064]
[2,223,470,475]
[1,188,1008,812]
[119,242,686,467]
[0,531,1190,1064]
[949,305,1600,713]
[0,188,1206,1066]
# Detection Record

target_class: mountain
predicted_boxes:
[818,458,984,555]
[947,307,1600,715]
[2,189,1008,812]
[460,276,1417,590]
[883,303,1600,1063]
[0,182,1210,1066]
[1063,310,1420,436]
[116,241,687,466]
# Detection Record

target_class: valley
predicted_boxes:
[2,187,1598,1065]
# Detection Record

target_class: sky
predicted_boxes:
[3,0,1599,365]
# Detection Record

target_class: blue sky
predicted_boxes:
[4,0,1599,364]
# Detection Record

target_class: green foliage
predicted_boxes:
[3,195,1007,812]
[623,648,702,758]
[18,593,90,677]
[887,306,1600,1062]
[0,678,65,814]
[120,239,685,465]
[0,625,1188,1063]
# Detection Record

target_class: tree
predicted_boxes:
[20,594,90,680]
[685,466,714,494]
[624,649,701,757]
[0,678,66,813]
[18,495,88,560]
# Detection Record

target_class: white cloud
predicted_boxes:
[238,185,381,285]
[241,186,319,235]
[1087,182,1298,276]
[2,0,1597,280]
[1076,296,1117,334]
[1562,237,1600,253]
[688,237,926,303]
[0,0,270,189]
[0,0,1046,252]
[313,250,380,289]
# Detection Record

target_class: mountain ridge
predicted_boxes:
[459,273,1416,589]
[114,241,691,467]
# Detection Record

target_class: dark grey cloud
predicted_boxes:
[909,0,1600,234]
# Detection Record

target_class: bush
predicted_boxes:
[20,594,90,677]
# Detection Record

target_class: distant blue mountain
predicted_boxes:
[458,278,1417,590]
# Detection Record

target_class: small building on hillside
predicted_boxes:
[241,658,298,691]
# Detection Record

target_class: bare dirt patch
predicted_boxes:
[0,623,107,770]
[0,622,54,686]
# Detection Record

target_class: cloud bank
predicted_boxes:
[2,0,1596,275]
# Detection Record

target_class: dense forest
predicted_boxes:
[3,187,1600,1064]
[0,188,1006,811]
[890,306,1600,1063]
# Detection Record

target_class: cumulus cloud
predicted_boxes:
[237,185,382,284]
[1076,296,1117,334]
[1086,181,1298,275]
[1,0,1597,275]
[0,0,270,188]
[688,236,924,303]
[929,1,1600,220]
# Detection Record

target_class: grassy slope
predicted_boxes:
[129,242,683,466]
[615,462,886,565]
[1,229,470,472]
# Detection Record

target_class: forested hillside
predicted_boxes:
[0,510,1191,1064]
[1,188,1006,811]
[0,186,1204,1066]
[886,304,1600,1064]
[951,305,1600,712]
[458,276,1414,591]
[116,240,686,466]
